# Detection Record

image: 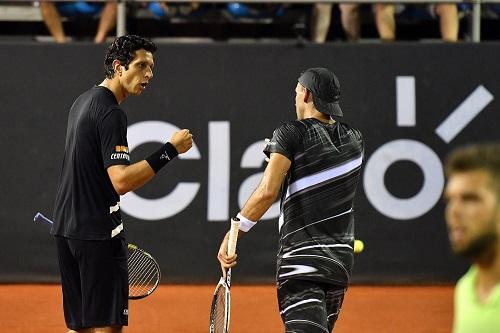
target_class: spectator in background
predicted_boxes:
[375,3,459,41]
[444,143,500,333]
[38,1,117,43]
[147,1,203,19]
[224,3,285,20]
[311,3,360,42]
[310,3,459,43]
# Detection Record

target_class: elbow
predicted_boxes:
[259,187,278,204]
[116,187,128,196]
[113,180,130,195]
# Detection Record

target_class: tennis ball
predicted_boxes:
[354,240,364,254]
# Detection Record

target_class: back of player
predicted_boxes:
[265,116,363,332]
[273,118,363,284]
[216,67,363,333]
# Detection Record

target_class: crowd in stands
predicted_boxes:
[310,3,459,42]
[38,1,117,43]
[2,1,500,42]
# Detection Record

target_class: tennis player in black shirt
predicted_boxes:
[52,35,193,333]
[218,68,364,332]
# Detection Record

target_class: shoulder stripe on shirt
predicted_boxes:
[285,155,363,200]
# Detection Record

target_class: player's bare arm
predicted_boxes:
[239,152,291,222]
[107,160,155,195]
[107,129,193,194]
[218,152,291,270]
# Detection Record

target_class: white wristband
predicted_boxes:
[236,213,257,232]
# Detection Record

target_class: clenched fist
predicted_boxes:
[170,129,193,154]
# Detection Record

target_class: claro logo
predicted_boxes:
[364,77,494,220]
[121,121,279,221]
[122,77,494,222]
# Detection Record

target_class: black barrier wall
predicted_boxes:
[1,42,498,283]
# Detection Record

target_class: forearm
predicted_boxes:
[110,160,155,195]
[237,153,290,233]
[109,140,182,195]
[236,181,281,236]
[240,185,279,222]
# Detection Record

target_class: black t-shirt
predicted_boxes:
[52,86,130,240]
[264,118,364,286]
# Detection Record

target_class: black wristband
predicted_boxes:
[146,142,179,173]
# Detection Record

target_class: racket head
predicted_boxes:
[209,275,231,333]
[127,243,161,300]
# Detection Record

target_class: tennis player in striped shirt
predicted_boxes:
[218,67,364,332]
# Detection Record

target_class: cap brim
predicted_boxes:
[313,95,343,117]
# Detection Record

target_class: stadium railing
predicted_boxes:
[1,0,498,42]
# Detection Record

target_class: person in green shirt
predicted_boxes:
[444,143,500,333]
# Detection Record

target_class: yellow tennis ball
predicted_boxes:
[354,240,364,254]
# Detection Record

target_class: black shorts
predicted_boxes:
[277,279,346,333]
[55,236,128,330]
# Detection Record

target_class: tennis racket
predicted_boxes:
[34,212,160,300]
[209,218,240,333]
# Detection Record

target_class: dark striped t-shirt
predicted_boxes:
[264,118,364,286]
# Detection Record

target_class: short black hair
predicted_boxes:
[104,35,157,79]
[445,142,500,191]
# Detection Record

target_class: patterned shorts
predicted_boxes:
[277,279,347,333]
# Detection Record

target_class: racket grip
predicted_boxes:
[227,218,240,256]
[34,212,53,226]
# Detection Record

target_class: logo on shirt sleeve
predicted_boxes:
[115,145,129,153]
[110,145,130,161]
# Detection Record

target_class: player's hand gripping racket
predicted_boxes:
[209,218,240,333]
[34,212,160,300]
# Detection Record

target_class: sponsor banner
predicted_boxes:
[1,43,498,283]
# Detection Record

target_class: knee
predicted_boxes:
[314,3,333,13]
[39,1,55,8]
[39,1,57,11]
[375,4,395,16]
[339,4,359,16]
[435,4,458,18]
[103,1,118,10]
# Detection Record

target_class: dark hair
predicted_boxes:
[445,142,500,190]
[104,35,157,79]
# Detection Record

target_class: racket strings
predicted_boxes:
[212,286,228,332]
[127,249,159,297]
[128,260,158,296]
[128,251,157,286]
[128,250,157,284]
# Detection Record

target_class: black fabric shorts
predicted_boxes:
[277,279,347,333]
[55,236,128,330]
